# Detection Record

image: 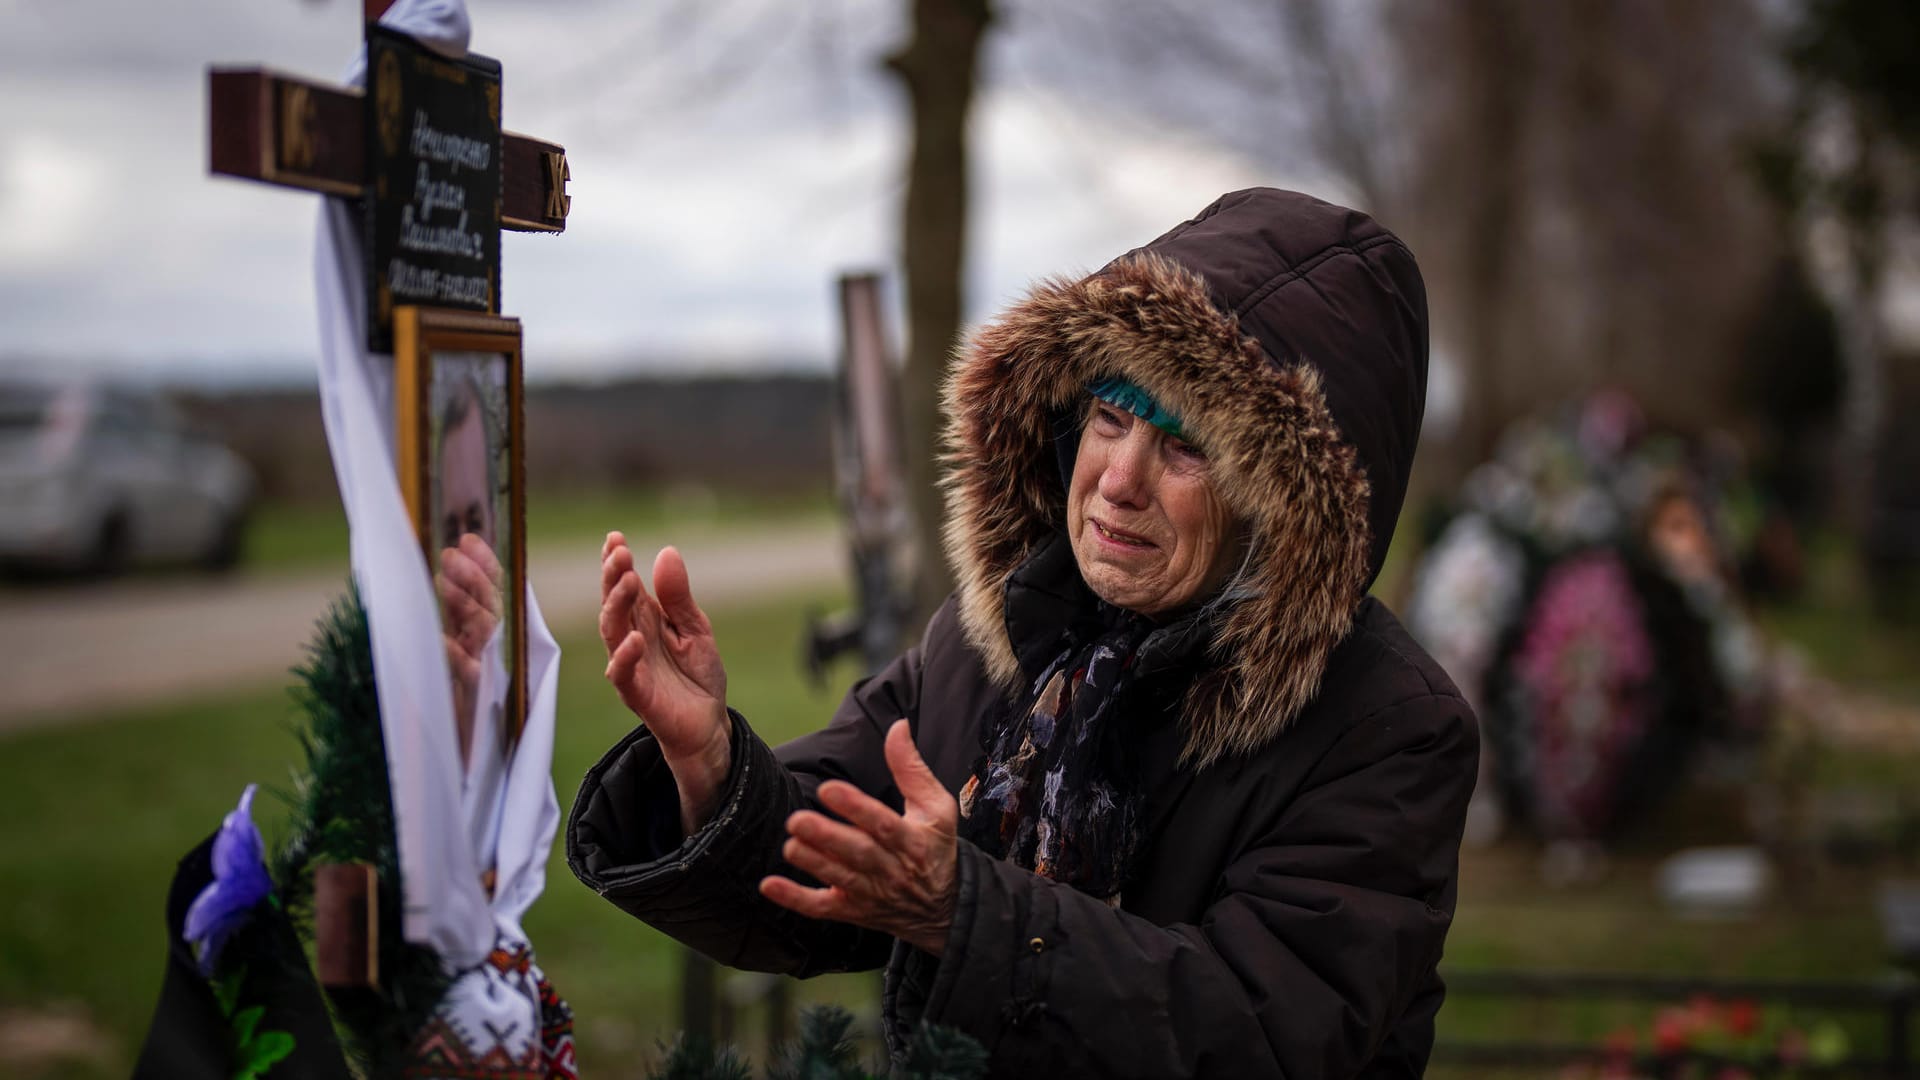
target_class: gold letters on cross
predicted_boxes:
[544,151,570,221]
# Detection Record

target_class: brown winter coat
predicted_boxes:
[568,189,1478,1078]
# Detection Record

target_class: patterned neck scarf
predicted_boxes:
[958,605,1157,904]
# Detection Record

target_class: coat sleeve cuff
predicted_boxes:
[569,710,901,976]
[567,709,771,902]
[884,840,1057,1057]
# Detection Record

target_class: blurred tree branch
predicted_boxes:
[1017,0,1780,476]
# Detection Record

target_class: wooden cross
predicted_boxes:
[206,69,567,231]
[207,0,568,351]
[205,1,565,988]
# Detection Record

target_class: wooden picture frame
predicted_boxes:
[393,306,528,757]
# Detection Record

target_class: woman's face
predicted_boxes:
[1067,398,1239,617]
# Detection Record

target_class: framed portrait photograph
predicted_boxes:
[393,307,528,780]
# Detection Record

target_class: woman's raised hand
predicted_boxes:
[599,532,732,830]
[759,720,958,955]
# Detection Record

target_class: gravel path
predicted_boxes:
[0,524,844,733]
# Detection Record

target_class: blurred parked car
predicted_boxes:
[0,383,255,574]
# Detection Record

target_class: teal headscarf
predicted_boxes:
[1088,376,1184,440]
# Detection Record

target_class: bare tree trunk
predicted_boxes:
[1454,0,1529,462]
[888,0,992,632]
[1834,227,1886,539]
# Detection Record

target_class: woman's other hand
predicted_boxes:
[760,720,959,955]
[599,532,731,831]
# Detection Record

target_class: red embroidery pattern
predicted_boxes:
[402,944,577,1080]
[538,973,578,1080]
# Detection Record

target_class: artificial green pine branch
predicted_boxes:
[892,1017,990,1080]
[272,584,450,1073]
[647,1034,754,1080]
[645,1006,987,1080]
[766,1006,862,1080]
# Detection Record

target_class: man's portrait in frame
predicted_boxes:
[395,308,528,820]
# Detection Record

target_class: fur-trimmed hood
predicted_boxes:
[941,189,1430,768]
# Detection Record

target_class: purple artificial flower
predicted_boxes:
[184,783,273,976]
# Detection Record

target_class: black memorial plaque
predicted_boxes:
[364,25,503,353]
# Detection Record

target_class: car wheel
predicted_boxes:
[89,511,131,578]
[203,507,248,572]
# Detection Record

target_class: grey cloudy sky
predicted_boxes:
[0,0,1334,385]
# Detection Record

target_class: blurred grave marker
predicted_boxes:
[1883,882,1920,972]
[1656,846,1773,919]
[804,272,911,679]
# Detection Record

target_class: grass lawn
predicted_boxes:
[1756,599,1920,704]
[1749,528,1920,704]
[1433,847,1902,1076]
[240,486,832,576]
[0,579,1907,1077]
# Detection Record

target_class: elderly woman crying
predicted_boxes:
[568,189,1478,1079]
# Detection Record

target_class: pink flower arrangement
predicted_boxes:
[1510,551,1656,839]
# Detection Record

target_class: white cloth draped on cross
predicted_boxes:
[311,0,562,992]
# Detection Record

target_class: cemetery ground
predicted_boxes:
[1,529,1916,1077]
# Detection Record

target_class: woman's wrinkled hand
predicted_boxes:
[599,532,731,830]
[760,720,959,955]
[438,533,504,761]
[439,533,504,653]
